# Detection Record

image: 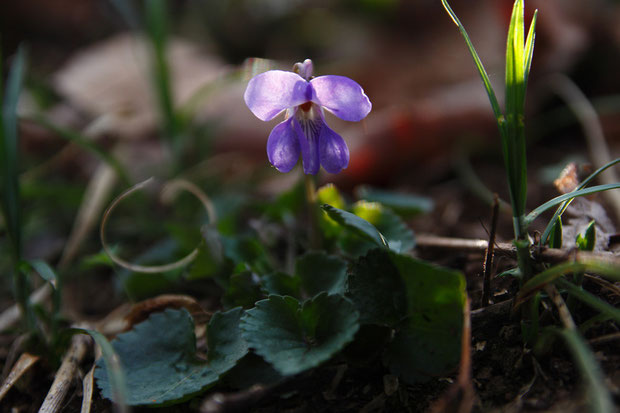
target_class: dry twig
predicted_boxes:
[200,384,272,413]
[481,195,500,307]
[80,367,96,413]
[0,353,40,402]
[416,234,620,266]
[429,297,474,413]
[38,333,91,413]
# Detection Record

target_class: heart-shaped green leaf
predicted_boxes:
[96,307,248,406]
[346,248,407,326]
[207,307,249,374]
[95,309,218,406]
[263,252,347,300]
[351,202,415,253]
[222,270,264,309]
[240,293,359,376]
[385,252,466,383]
[295,251,347,297]
[347,249,466,383]
[321,204,388,249]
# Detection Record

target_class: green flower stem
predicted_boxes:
[304,174,321,249]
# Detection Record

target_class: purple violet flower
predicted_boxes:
[244,59,372,174]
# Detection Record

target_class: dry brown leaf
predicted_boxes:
[54,34,228,138]
[123,294,209,331]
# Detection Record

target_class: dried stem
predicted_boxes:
[38,334,91,413]
[481,195,500,307]
[545,284,576,330]
[416,234,620,266]
[80,367,96,413]
[0,353,40,402]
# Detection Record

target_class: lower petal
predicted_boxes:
[319,124,349,174]
[293,116,320,175]
[267,117,300,173]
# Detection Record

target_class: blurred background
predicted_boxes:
[1,0,620,311]
[2,0,619,183]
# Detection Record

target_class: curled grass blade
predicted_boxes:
[100,178,216,273]
[540,158,620,244]
[525,183,620,227]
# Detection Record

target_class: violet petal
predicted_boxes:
[318,121,349,174]
[310,75,372,121]
[266,117,300,172]
[292,115,320,175]
[244,70,308,121]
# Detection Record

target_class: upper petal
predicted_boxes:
[244,70,309,121]
[318,122,349,174]
[310,75,372,121]
[266,116,300,173]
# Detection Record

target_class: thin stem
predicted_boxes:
[481,195,500,307]
[304,174,321,249]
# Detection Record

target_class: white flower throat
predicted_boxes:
[293,103,322,143]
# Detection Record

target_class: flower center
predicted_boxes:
[299,101,313,112]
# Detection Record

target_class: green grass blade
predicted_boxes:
[145,0,180,153]
[505,0,525,116]
[555,278,620,324]
[557,328,614,413]
[24,259,58,286]
[24,259,62,340]
[1,46,26,260]
[548,216,562,248]
[541,158,620,244]
[526,183,620,226]
[523,10,538,88]
[73,328,129,411]
[516,261,620,306]
[29,115,131,186]
[440,0,504,126]
[504,0,534,226]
